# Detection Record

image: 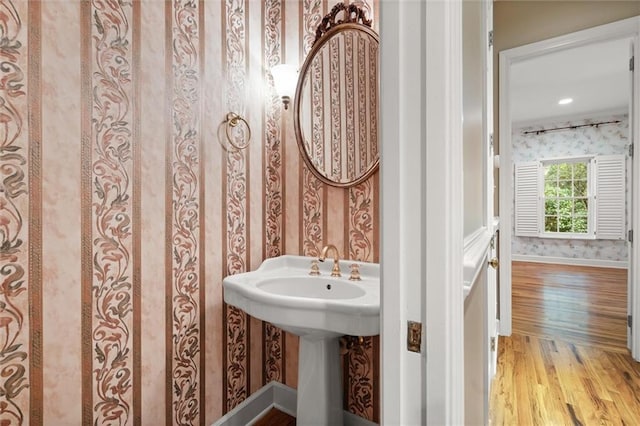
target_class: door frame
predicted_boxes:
[498,16,640,360]
[380,0,464,424]
[483,0,498,386]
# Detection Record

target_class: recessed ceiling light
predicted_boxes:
[558,98,573,105]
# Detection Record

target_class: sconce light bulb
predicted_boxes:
[271,64,298,109]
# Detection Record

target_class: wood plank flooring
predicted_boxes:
[511,261,628,352]
[253,407,296,426]
[491,262,640,425]
[490,334,640,425]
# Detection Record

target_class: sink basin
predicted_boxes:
[223,255,379,338]
[256,276,366,299]
[223,255,379,425]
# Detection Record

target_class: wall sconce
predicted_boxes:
[271,64,298,110]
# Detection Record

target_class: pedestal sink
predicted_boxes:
[222,255,379,425]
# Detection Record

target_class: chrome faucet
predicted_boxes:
[319,244,342,277]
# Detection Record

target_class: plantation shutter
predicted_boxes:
[594,155,626,240]
[515,161,540,237]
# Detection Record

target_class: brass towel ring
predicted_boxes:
[224,112,251,151]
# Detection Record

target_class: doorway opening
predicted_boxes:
[498,17,640,360]
[494,19,640,423]
[509,36,632,352]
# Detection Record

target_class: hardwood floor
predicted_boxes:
[512,261,628,352]
[253,407,296,426]
[490,262,640,425]
[490,334,640,425]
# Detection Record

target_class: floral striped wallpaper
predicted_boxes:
[5,0,379,424]
[80,0,140,423]
[263,0,286,387]
[0,1,40,424]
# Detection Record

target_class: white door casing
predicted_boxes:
[380,0,464,424]
[627,40,634,351]
[483,0,499,393]
[380,1,423,423]
[498,17,640,360]
[630,38,640,358]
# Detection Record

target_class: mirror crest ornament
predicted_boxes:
[294,3,379,187]
[314,3,373,45]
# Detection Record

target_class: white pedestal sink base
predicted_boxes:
[297,336,343,426]
[222,255,379,423]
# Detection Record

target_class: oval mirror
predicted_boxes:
[294,4,379,187]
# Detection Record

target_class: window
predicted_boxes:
[542,161,590,235]
[515,155,626,240]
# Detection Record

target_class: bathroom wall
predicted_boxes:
[511,114,629,262]
[3,0,378,424]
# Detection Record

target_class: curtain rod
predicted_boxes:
[522,119,621,135]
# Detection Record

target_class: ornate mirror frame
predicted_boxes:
[293,3,380,188]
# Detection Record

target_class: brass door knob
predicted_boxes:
[488,257,499,269]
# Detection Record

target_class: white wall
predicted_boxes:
[464,272,487,425]
[463,0,485,236]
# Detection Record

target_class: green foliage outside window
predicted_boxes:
[543,162,589,234]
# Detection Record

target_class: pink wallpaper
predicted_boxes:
[0,1,39,423]
[165,0,206,424]
[222,0,250,412]
[9,0,379,424]
[263,0,286,386]
[80,0,140,423]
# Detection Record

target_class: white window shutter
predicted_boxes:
[515,161,539,237]
[595,155,626,240]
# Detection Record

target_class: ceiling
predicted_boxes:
[510,38,631,125]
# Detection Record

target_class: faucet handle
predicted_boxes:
[309,260,321,276]
[349,263,361,281]
[331,261,342,277]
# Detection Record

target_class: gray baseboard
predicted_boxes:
[211,381,377,426]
